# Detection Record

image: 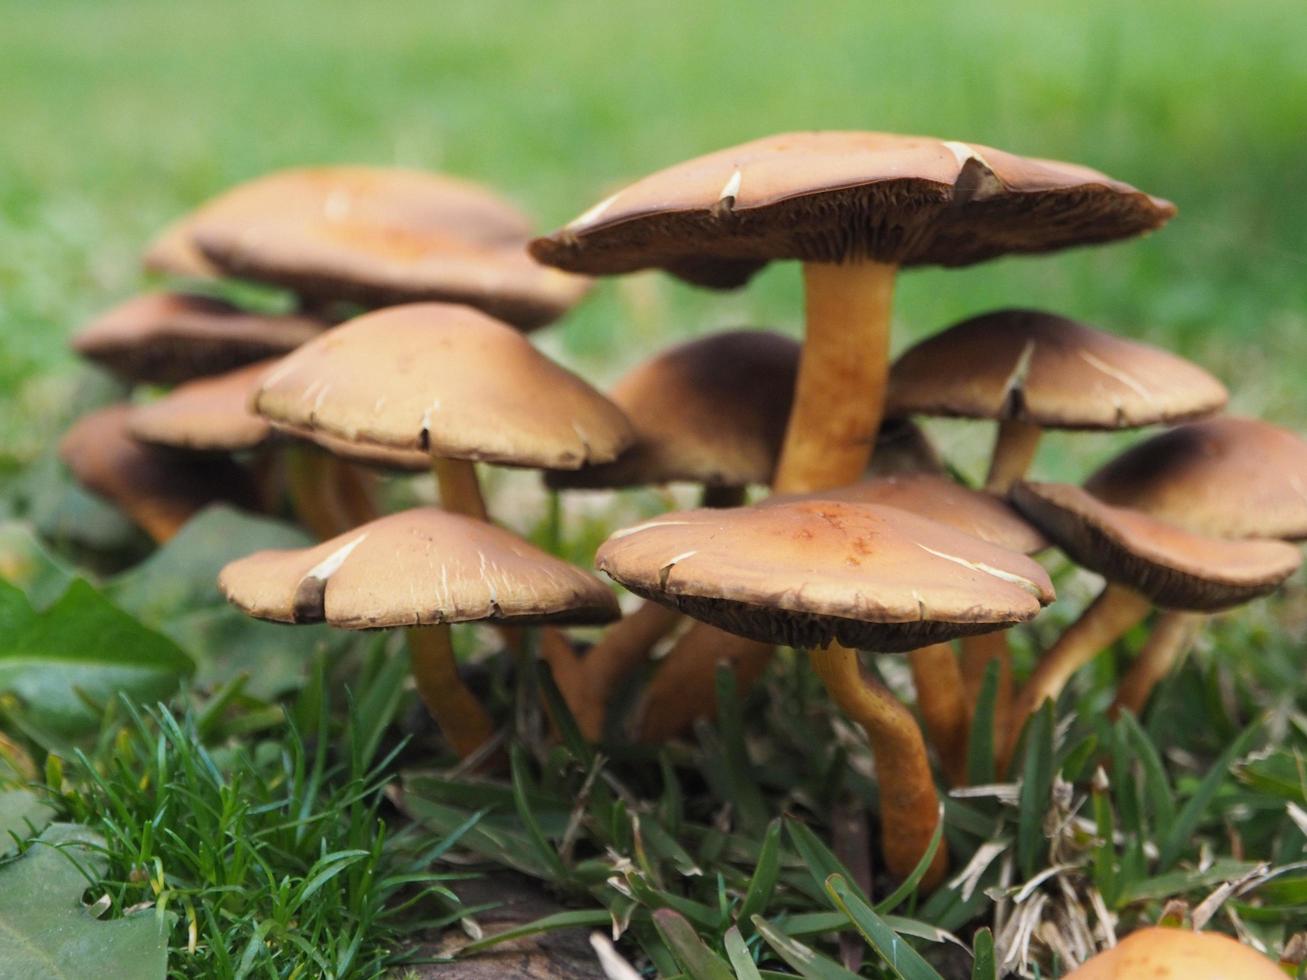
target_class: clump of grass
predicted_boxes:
[34,692,474,978]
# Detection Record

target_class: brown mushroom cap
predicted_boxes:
[1065,927,1283,980]
[252,303,635,470]
[184,166,588,329]
[548,330,799,490]
[887,309,1227,429]
[1085,416,1307,540]
[530,132,1175,289]
[71,292,327,385]
[143,216,219,279]
[219,507,619,629]
[59,404,258,539]
[595,499,1054,651]
[1012,482,1300,611]
[770,473,1047,554]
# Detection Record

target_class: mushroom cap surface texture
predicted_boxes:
[595,499,1054,651]
[72,292,326,385]
[548,329,799,489]
[1012,482,1300,611]
[219,507,619,629]
[770,473,1047,554]
[1085,416,1307,540]
[252,303,635,470]
[886,309,1227,429]
[183,166,588,328]
[530,131,1174,289]
[59,404,258,537]
[1064,927,1283,979]
[129,361,274,452]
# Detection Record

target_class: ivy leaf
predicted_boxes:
[0,823,168,977]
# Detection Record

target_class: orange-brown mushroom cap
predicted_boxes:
[252,303,635,470]
[59,404,259,541]
[596,499,1054,651]
[548,330,799,490]
[71,293,327,385]
[887,310,1227,430]
[1012,482,1300,611]
[1065,927,1283,980]
[219,507,619,629]
[771,473,1047,554]
[531,132,1175,289]
[143,216,219,280]
[183,166,589,329]
[1085,416,1307,540]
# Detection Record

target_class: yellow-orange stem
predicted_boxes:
[1111,611,1204,718]
[984,419,1043,495]
[811,642,948,889]
[432,456,489,522]
[960,630,1014,757]
[286,446,350,540]
[407,625,496,759]
[574,601,682,740]
[909,642,969,786]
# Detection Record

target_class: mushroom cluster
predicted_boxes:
[60,133,1305,920]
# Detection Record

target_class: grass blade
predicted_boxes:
[458,909,612,954]
[724,926,764,980]
[652,908,735,980]
[785,819,871,910]
[1158,719,1260,870]
[970,927,995,980]
[1017,701,1054,879]
[736,818,782,929]
[509,744,569,883]
[874,805,944,914]
[966,661,1000,787]
[751,915,863,980]
[714,663,768,833]
[825,875,945,980]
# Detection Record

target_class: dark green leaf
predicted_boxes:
[1158,720,1260,869]
[785,819,870,911]
[653,908,735,980]
[737,818,782,929]
[971,927,995,980]
[966,661,1000,787]
[1017,701,1054,878]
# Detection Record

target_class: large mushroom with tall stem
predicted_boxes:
[596,497,1055,887]
[244,302,635,746]
[546,329,800,738]
[1005,481,1301,763]
[219,509,618,759]
[1078,417,1307,715]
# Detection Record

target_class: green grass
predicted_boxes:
[3,0,1306,467]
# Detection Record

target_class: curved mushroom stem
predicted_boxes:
[1111,611,1204,719]
[960,630,1014,757]
[572,601,682,740]
[1005,584,1152,769]
[984,419,1043,495]
[909,642,969,786]
[636,627,772,743]
[774,259,897,493]
[406,625,496,759]
[432,456,489,522]
[810,642,948,889]
[332,459,379,527]
[285,445,352,540]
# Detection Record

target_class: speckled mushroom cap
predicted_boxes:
[59,404,258,539]
[1012,482,1300,611]
[887,310,1227,429]
[1065,927,1284,980]
[71,293,327,385]
[126,361,429,470]
[219,507,619,629]
[184,166,589,329]
[548,330,799,490]
[253,303,635,470]
[530,132,1175,289]
[1085,417,1307,541]
[770,473,1047,554]
[595,499,1054,651]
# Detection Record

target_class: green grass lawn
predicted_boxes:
[3,0,1306,466]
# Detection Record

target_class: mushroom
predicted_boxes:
[220,509,618,758]
[1081,417,1307,715]
[245,302,635,750]
[546,329,800,738]
[597,498,1054,886]
[1064,927,1284,979]
[773,473,1047,783]
[1007,481,1300,760]
[886,308,1226,739]
[58,404,259,543]
[167,166,590,330]
[71,292,328,385]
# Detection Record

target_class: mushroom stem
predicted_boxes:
[406,625,496,759]
[1005,584,1152,765]
[572,600,682,740]
[984,419,1043,495]
[909,642,969,786]
[637,627,773,743]
[432,457,489,522]
[285,446,352,540]
[1111,611,1204,718]
[774,259,897,493]
[332,459,379,527]
[810,642,948,889]
[960,630,1014,755]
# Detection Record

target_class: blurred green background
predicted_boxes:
[4,0,1305,477]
